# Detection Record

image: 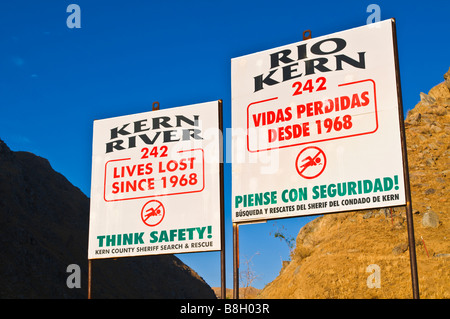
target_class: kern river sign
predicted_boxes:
[88,101,222,259]
[231,19,407,223]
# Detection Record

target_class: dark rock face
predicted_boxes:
[0,139,216,299]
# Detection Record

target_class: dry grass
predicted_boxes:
[259,211,449,299]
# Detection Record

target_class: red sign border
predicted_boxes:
[246,79,378,153]
[103,148,205,202]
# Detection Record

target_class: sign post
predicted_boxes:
[218,100,227,300]
[232,223,239,299]
[391,21,420,298]
[88,100,225,298]
[231,19,419,298]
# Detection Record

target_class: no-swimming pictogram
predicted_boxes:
[295,146,326,179]
[141,200,165,227]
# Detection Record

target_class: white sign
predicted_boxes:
[231,19,406,223]
[88,101,222,259]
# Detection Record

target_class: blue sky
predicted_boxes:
[1,0,449,291]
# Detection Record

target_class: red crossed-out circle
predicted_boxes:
[141,200,165,227]
[295,146,327,179]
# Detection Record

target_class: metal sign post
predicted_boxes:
[391,19,420,299]
[88,259,91,299]
[232,223,239,299]
[232,219,266,299]
[218,99,227,299]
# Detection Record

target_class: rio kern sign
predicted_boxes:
[231,19,407,223]
[88,101,222,259]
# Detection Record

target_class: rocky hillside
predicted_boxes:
[0,140,216,298]
[258,68,450,299]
